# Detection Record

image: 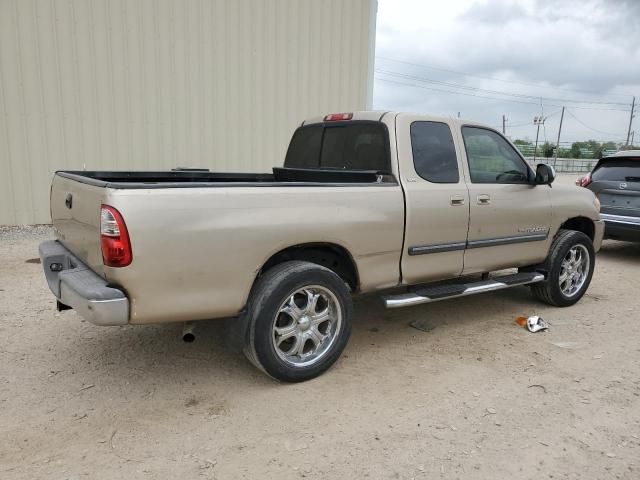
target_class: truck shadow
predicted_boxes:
[60,316,273,390]
[61,283,572,389]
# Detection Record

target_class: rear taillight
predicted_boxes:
[578,173,592,187]
[324,112,353,122]
[100,205,132,267]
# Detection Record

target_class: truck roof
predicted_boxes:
[301,111,485,128]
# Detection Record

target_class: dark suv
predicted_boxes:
[578,150,640,242]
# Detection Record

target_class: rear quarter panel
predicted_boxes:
[104,184,404,324]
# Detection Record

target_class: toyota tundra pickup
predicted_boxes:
[40,111,604,381]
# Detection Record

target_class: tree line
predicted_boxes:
[513,139,619,159]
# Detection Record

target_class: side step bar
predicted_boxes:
[382,272,545,309]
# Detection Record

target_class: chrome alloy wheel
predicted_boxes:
[559,244,590,297]
[272,286,342,367]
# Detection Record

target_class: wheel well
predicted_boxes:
[259,243,359,291]
[560,216,595,240]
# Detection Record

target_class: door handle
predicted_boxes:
[477,194,491,205]
[450,195,465,206]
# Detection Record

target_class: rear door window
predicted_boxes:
[285,122,389,172]
[592,159,640,182]
[410,121,459,183]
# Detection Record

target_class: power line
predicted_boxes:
[376,56,637,99]
[499,110,562,129]
[375,76,631,113]
[376,76,553,107]
[544,109,562,119]
[564,109,628,139]
[375,75,630,141]
[375,68,630,107]
[375,74,631,112]
[544,104,629,112]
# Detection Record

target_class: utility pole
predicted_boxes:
[632,130,635,147]
[554,106,565,166]
[502,114,506,135]
[533,116,546,162]
[627,96,636,146]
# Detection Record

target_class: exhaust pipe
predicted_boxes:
[182,322,196,343]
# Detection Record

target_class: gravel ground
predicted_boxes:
[1,215,640,478]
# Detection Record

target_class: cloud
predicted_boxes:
[373,0,640,143]
[460,0,529,25]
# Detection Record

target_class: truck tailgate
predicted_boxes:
[50,173,107,277]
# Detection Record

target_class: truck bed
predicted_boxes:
[49,167,404,323]
[56,167,395,189]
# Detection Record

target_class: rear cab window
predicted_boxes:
[285,122,390,172]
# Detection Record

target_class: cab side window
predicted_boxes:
[462,127,531,184]
[410,121,459,183]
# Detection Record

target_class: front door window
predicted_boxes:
[462,127,531,184]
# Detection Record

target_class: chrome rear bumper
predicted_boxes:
[39,240,129,326]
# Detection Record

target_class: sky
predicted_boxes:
[373,0,640,145]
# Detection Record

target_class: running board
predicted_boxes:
[382,272,545,309]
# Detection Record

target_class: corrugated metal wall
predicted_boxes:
[0,0,376,225]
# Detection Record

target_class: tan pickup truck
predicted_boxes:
[40,111,604,381]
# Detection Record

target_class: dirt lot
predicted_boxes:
[2,211,640,478]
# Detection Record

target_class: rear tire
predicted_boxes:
[530,229,595,307]
[242,261,353,382]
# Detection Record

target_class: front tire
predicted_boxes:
[531,229,595,307]
[242,261,353,382]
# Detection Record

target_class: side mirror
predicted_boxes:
[535,163,556,185]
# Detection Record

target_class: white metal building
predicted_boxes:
[0,0,377,225]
